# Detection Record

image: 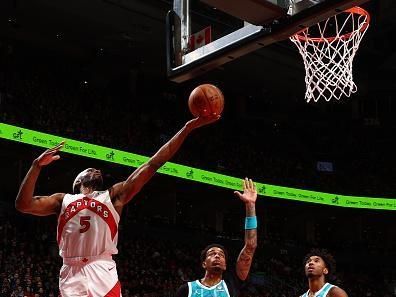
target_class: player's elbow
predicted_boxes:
[15,197,31,213]
[15,202,27,213]
[15,197,23,212]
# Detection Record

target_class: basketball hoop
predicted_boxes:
[290,7,370,102]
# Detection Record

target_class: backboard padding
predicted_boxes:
[200,0,287,25]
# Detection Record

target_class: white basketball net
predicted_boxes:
[290,7,370,102]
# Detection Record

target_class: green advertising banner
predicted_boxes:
[1,122,396,210]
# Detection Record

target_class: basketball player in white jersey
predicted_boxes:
[176,178,257,297]
[15,115,219,297]
[300,249,348,297]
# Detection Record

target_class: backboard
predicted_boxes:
[166,0,370,83]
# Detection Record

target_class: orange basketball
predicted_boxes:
[188,84,224,117]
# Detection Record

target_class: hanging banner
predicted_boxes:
[1,123,395,211]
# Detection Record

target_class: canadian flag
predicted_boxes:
[189,26,212,51]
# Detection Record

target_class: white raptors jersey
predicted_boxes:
[57,191,120,258]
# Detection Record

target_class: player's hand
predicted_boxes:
[34,141,65,167]
[187,114,221,129]
[234,178,257,204]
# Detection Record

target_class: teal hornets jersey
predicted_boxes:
[188,280,231,297]
[301,283,335,297]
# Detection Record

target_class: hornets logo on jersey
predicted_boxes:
[188,280,230,297]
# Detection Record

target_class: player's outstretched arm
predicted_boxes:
[110,115,220,208]
[15,142,65,216]
[235,178,258,281]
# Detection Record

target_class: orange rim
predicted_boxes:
[293,6,370,43]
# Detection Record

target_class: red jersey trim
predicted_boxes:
[57,197,118,244]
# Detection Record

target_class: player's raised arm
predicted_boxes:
[234,178,258,281]
[109,115,219,209]
[15,142,65,216]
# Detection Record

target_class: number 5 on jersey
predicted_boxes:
[80,216,91,233]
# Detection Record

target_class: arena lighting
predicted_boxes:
[2,122,396,211]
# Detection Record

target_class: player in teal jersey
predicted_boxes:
[300,249,348,297]
[176,178,258,297]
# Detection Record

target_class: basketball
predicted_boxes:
[188,84,224,117]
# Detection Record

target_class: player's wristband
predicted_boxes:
[245,216,257,229]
